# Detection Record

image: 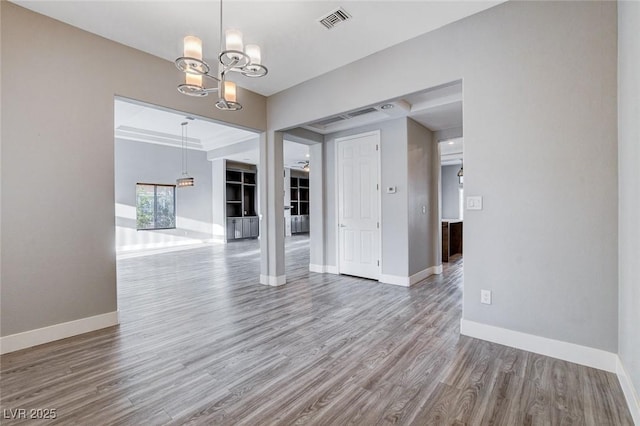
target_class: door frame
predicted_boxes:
[334,130,382,280]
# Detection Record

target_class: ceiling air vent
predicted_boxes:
[318,7,351,30]
[346,107,378,118]
[316,116,347,127]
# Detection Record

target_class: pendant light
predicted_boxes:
[457,161,464,186]
[177,122,194,187]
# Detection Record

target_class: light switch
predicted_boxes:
[386,186,397,194]
[466,196,483,210]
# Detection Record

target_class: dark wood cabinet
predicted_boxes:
[290,174,309,234]
[226,164,259,241]
[442,220,463,262]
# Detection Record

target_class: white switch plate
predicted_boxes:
[481,289,492,305]
[466,196,483,210]
[386,186,397,194]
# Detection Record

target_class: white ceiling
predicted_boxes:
[439,137,463,166]
[70,2,475,168]
[224,140,310,169]
[115,98,310,168]
[114,98,257,151]
[13,0,504,96]
[300,80,463,134]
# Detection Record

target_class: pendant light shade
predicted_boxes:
[225,29,244,52]
[245,44,261,65]
[185,73,203,88]
[222,80,237,103]
[183,36,203,61]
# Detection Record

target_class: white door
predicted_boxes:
[337,132,380,280]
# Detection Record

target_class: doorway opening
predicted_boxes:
[283,140,312,279]
[439,138,464,264]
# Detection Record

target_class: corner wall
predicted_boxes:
[0,2,266,339]
[324,119,409,277]
[269,1,618,352]
[618,0,640,418]
[407,119,439,276]
[323,118,439,282]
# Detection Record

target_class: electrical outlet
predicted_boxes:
[480,289,492,305]
[422,205,426,214]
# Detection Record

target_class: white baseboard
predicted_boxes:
[0,311,119,355]
[260,274,286,286]
[309,264,326,273]
[460,319,618,372]
[410,265,443,284]
[308,264,339,274]
[380,265,442,287]
[326,265,339,274]
[617,356,640,425]
[379,274,410,287]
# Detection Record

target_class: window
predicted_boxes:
[136,184,176,230]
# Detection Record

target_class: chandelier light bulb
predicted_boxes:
[185,73,202,88]
[245,44,261,65]
[225,29,244,53]
[183,36,203,60]
[223,80,237,103]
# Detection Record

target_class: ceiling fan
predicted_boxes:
[293,161,310,172]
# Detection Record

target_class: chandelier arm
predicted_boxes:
[202,73,220,82]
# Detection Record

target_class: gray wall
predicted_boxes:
[268,2,618,352]
[407,119,439,275]
[114,139,213,250]
[0,2,266,337]
[323,118,439,279]
[324,119,409,277]
[618,0,640,403]
[442,165,462,220]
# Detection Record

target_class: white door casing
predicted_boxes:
[336,131,381,280]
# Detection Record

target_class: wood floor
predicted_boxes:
[1,236,633,425]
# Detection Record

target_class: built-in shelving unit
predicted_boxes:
[290,174,309,234]
[226,163,259,241]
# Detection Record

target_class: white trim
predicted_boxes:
[0,311,119,355]
[259,274,286,287]
[379,274,410,287]
[326,265,339,274]
[309,264,340,274]
[309,264,326,273]
[379,265,443,287]
[460,319,618,372]
[617,356,640,425]
[409,265,442,285]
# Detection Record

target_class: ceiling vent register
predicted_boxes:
[318,8,352,29]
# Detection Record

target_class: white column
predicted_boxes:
[308,142,325,272]
[258,131,286,286]
[211,158,227,243]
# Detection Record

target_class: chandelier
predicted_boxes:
[176,121,195,187]
[174,0,267,111]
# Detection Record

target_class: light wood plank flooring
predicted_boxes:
[1,236,633,425]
